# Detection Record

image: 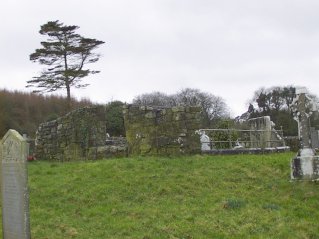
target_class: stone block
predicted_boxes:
[291,155,319,180]
[145,112,156,119]
[172,106,185,113]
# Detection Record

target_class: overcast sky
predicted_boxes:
[1,0,319,116]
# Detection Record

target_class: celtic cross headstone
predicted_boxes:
[291,88,319,180]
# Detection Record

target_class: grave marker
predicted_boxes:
[1,129,31,239]
[291,88,319,180]
[199,131,211,151]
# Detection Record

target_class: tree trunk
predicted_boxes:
[66,84,72,110]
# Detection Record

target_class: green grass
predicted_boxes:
[2,152,319,238]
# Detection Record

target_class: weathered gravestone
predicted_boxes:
[248,116,272,148]
[199,131,211,151]
[1,129,31,239]
[290,88,319,180]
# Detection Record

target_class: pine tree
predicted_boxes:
[28,20,105,108]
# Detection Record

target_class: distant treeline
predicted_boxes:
[0,89,92,137]
[2,86,318,139]
[246,86,319,136]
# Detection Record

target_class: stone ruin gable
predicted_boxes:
[123,105,202,156]
[248,116,285,148]
[35,106,127,161]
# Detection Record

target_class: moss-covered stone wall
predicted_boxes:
[35,106,127,161]
[123,105,201,156]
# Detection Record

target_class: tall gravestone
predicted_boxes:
[291,88,319,180]
[1,129,31,239]
[248,116,272,148]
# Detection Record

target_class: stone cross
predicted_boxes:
[292,87,317,155]
[1,129,31,239]
[291,88,319,180]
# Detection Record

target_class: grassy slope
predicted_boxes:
[2,152,319,238]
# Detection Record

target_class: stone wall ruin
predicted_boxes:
[123,105,201,155]
[35,104,202,160]
[35,106,127,161]
[35,105,291,161]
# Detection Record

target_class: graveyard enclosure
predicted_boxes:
[199,116,288,154]
[35,106,127,161]
[34,105,293,160]
[123,105,202,155]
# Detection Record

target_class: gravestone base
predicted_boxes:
[291,155,319,180]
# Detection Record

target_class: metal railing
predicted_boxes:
[198,128,285,149]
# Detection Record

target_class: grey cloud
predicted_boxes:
[1,0,319,116]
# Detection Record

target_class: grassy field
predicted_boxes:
[2,152,319,238]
